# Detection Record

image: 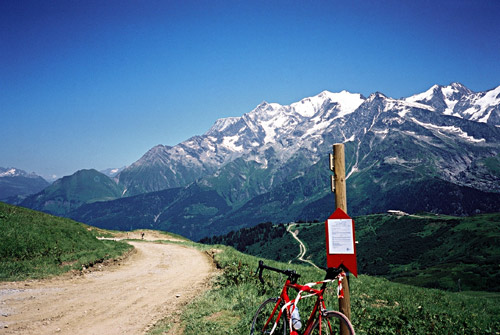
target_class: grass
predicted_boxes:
[149,242,500,335]
[0,202,132,281]
[2,201,498,334]
[205,213,500,292]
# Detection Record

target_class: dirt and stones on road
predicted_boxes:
[0,239,214,335]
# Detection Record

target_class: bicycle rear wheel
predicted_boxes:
[309,310,355,335]
[250,297,287,335]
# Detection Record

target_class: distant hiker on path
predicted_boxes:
[141,232,145,240]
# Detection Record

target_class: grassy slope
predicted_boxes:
[200,222,300,262]
[311,213,500,292]
[150,243,500,335]
[203,213,500,292]
[1,202,497,334]
[0,202,132,280]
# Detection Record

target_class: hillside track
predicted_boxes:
[286,223,320,269]
[0,240,214,335]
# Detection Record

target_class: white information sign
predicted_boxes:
[327,219,354,254]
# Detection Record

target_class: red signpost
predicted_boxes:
[324,208,358,277]
[328,144,356,335]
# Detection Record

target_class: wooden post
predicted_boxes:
[332,143,352,335]
[333,144,347,212]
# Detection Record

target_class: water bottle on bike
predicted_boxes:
[291,305,301,330]
[251,260,355,335]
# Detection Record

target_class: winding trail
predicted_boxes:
[0,237,214,335]
[286,223,320,269]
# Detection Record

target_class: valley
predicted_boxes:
[4,3,500,333]
[4,83,499,241]
[1,203,499,334]
[1,83,499,333]
[202,212,500,292]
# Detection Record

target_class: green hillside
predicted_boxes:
[0,174,49,202]
[151,243,500,335]
[20,169,124,216]
[195,157,500,239]
[69,183,231,239]
[201,213,500,292]
[200,222,300,262]
[52,152,500,242]
[0,202,132,280]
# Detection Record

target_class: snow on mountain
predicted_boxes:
[460,85,500,123]
[0,168,19,177]
[405,83,472,116]
[206,117,240,135]
[0,167,40,178]
[208,90,365,147]
[409,118,486,143]
[405,85,439,103]
[289,90,364,118]
[118,89,368,195]
[0,167,50,202]
[328,91,366,118]
[118,84,500,197]
[405,83,500,125]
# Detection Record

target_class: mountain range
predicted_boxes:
[0,168,49,203]
[15,83,500,240]
[117,83,499,197]
[20,169,124,216]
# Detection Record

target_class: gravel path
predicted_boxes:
[287,223,320,269]
[0,240,214,334]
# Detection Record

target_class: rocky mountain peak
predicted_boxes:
[131,145,172,167]
[0,167,47,180]
[0,167,50,202]
[441,82,472,101]
[205,117,240,136]
[115,83,499,198]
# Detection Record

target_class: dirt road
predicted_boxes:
[287,223,320,269]
[0,240,214,334]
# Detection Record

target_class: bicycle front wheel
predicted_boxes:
[250,297,287,335]
[309,310,355,335]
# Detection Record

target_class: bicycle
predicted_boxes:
[250,261,355,335]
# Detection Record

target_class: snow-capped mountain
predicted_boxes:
[63,83,500,240]
[118,83,500,202]
[405,82,500,125]
[0,167,40,178]
[0,167,50,202]
[118,90,368,196]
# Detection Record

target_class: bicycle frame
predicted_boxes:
[263,277,335,335]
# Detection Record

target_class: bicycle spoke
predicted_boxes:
[309,311,354,335]
[252,262,355,335]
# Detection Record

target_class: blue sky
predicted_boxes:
[2,0,500,179]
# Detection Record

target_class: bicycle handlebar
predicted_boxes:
[256,260,344,284]
[256,260,301,284]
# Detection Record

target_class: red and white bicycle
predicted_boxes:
[251,261,355,335]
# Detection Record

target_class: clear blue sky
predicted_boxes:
[2,0,499,179]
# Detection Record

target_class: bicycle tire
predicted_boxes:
[250,297,287,335]
[308,310,355,335]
